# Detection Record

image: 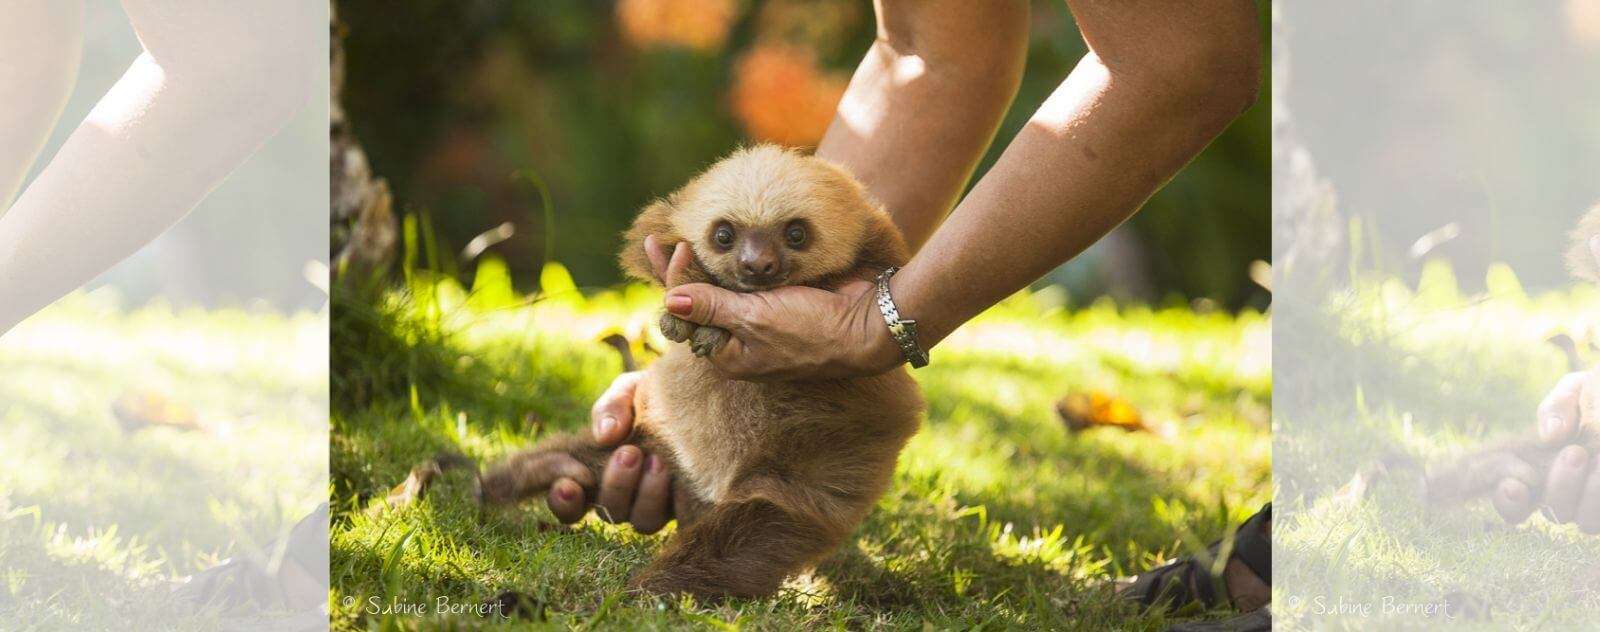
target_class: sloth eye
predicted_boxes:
[712,223,735,248]
[784,222,807,247]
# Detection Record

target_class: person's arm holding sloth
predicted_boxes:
[547,0,1262,525]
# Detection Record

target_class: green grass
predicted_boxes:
[329,260,1271,630]
[0,291,328,629]
[1274,261,1600,630]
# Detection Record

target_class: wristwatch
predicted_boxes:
[875,267,929,369]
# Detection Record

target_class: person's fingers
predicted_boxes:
[665,283,754,331]
[1487,455,1542,524]
[547,478,588,523]
[591,371,644,446]
[628,455,674,534]
[1493,478,1538,524]
[664,241,693,287]
[1538,372,1586,446]
[593,446,644,523]
[644,235,672,282]
[1545,444,1592,522]
[1577,453,1600,534]
[702,335,766,381]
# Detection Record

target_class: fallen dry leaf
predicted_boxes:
[370,453,477,516]
[112,392,202,434]
[1056,391,1149,434]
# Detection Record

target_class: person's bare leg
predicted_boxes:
[0,0,318,336]
[815,0,1029,251]
[0,0,85,211]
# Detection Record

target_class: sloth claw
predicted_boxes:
[690,326,730,357]
[660,312,696,343]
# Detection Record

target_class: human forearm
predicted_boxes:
[816,0,1028,252]
[894,3,1260,348]
[656,1,1260,381]
[0,1,83,212]
[0,63,300,332]
[0,1,316,334]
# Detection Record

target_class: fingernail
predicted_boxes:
[1563,446,1587,467]
[615,448,640,468]
[666,294,692,315]
[598,415,617,439]
[556,485,577,503]
[647,455,663,473]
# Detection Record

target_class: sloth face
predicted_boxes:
[703,215,812,290]
[672,146,881,292]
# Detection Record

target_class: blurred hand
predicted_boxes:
[1494,371,1600,533]
[544,371,673,534]
[650,235,904,382]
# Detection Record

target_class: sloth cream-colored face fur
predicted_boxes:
[668,146,883,291]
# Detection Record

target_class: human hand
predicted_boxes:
[1493,371,1600,532]
[643,237,904,381]
[545,371,674,534]
[662,279,904,381]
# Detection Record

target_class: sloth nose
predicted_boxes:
[737,239,780,282]
[742,258,776,276]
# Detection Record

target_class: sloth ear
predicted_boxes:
[848,208,912,281]
[620,199,678,285]
[1567,204,1600,283]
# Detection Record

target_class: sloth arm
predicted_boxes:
[1492,370,1600,528]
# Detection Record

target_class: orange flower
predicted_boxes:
[728,45,848,147]
[1568,0,1600,48]
[617,0,737,53]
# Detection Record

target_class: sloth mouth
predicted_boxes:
[705,271,789,292]
[728,275,788,292]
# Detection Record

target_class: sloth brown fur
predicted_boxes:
[475,145,924,599]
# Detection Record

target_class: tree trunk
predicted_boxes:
[329,0,396,285]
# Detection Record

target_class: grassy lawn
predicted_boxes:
[1274,262,1600,630]
[0,292,328,629]
[330,261,1271,630]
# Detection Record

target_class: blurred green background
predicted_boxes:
[338,0,1270,309]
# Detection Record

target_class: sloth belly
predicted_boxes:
[637,352,776,503]
[635,347,923,509]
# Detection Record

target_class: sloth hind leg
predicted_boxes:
[629,497,837,599]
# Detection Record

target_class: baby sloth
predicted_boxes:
[475,145,924,599]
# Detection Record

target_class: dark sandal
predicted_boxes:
[173,503,329,613]
[1122,503,1272,611]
